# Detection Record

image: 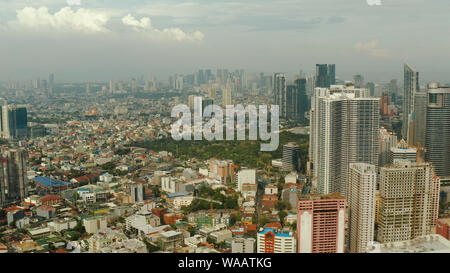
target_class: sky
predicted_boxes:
[0,0,450,84]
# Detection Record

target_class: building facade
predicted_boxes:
[297,194,346,253]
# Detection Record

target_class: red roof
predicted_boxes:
[41,195,62,203]
[37,205,56,212]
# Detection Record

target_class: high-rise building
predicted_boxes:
[389,139,417,164]
[328,64,336,86]
[257,228,296,253]
[282,142,300,172]
[425,83,450,179]
[348,163,377,253]
[0,148,28,204]
[403,64,419,140]
[315,64,335,88]
[131,183,145,203]
[237,169,256,192]
[315,64,329,88]
[309,85,379,196]
[273,73,287,114]
[297,193,346,253]
[366,82,375,97]
[285,85,297,119]
[379,127,397,167]
[222,86,232,106]
[378,161,440,243]
[0,104,29,139]
[353,74,364,88]
[412,92,427,147]
[295,78,308,118]
[109,80,115,93]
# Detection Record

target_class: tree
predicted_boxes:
[278,211,288,226]
[258,216,268,227]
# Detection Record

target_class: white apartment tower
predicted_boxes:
[309,85,379,196]
[348,163,377,253]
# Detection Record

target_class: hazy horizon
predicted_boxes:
[1,0,450,84]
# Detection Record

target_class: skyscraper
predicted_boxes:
[425,83,450,179]
[273,73,287,115]
[282,142,300,172]
[0,104,29,139]
[0,148,28,204]
[378,161,440,243]
[309,85,379,196]
[403,64,419,140]
[348,163,376,253]
[285,84,297,119]
[222,86,232,106]
[315,64,329,88]
[315,64,335,88]
[353,74,364,88]
[294,78,308,119]
[297,193,346,253]
[379,127,397,167]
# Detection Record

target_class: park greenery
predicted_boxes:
[131,131,309,171]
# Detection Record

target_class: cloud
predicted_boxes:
[67,0,81,6]
[16,6,110,33]
[355,40,389,57]
[121,14,204,42]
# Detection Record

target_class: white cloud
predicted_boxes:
[67,0,82,6]
[121,14,151,29]
[16,6,110,33]
[121,14,204,42]
[355,40,389,57]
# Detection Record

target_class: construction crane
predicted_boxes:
[192,196,223,226]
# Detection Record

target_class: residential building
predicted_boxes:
[378,161,440,243]
[348,163,377,253]
[257,228,296,253]
[297,193,346,253]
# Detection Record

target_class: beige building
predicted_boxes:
[378,161,440,243]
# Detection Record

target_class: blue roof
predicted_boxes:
[33,176,71,188]
[259,228,292,237]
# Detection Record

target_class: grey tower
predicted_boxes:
[403,64,419,141]
[425,83,450,179]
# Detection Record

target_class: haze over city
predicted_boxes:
[1,0,450,83]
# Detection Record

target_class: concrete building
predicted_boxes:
[257,228,296,253]
[232,237,255,253]
[379,127,397,167]
[378,161,440,243]
[209,229,232,243]
[309,85,379,196]
[297,193,346,253]
[367,234,450,253]
[36,205,56,219]
[158,230,184,251]
[0,148,28,205]
[83,216,107,234]
[425,83,450,179]
[348,163,377,253]
[282,142,300,172]
[436,218,450,240]
[389,139,417,164]
[237,169,256,192]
